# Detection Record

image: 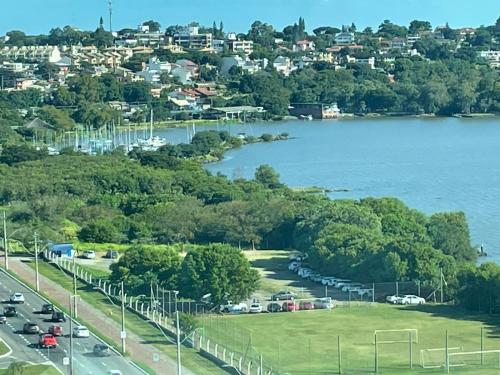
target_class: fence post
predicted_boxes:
[223,348,226,362]
[199,335,203,351]
[445,330,449,373]
[103,281,107,292]
[238,357,242,371]
[140,303,144,315]
[206,339,210,353]
[481,327,484,365]
[146,307,150,319]
[409,331,413,369]
[260,354,263,375]
[89,274,92,284]
[108,284,112,295]
[374,333,378,373]
[247,361,252,375]
[338,335,342,374]
[396,281,399,296]
[215,344,218,358]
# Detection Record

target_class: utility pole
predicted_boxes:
[176,310,182,375]
[440,267,444,304]
[72,256,77,318]
[108,0,113,33]
[121,282,126,354]
[69,295,74,375]
[2,211,8,270]
[34,232,39,292]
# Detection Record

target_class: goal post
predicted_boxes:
[374,329,418,344]
[447,349,500,372]
[420,347,462,369]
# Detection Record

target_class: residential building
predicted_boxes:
[335,31,355,45]
[294,39,315,52]
[0,45,62,63]
[346,55,376,69]
[212,39,225,53]
[173,25,213,50]
[137,57,172,84]
[221,55,268,75]
[273,56,296,76]
[391,37,407,50]
[479,51,500,68]
[228,39,254,55]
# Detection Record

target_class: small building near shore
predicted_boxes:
[49,243,75,258]
[289,103,341,119]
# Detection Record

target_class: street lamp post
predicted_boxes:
[2,211,8,270]
[69,294,74,375]
[176,309,182,375]
[34,232,39,292]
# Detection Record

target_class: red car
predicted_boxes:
[48,325,64,336]
[39,334,57,349]
[299,301,315,310]
[282,301,299,312]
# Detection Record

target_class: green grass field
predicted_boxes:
[202,303,500,374]
[0,364,61,375]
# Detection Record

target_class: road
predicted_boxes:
[0,268,145,375]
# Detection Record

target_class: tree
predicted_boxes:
[409,20,432,34]
[142,20,161,33]
[180,244,259,304]
[38,106,76,130]
[77,219,123,243]
[255,164,282,189]
[110,246,181,294]
[6,31,27,46]
[427,212,476,262]
[0,144,47,165]
[123,81,152,103]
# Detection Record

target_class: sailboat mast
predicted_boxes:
[150,108,154,139]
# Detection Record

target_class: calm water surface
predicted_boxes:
[154,117,500,262]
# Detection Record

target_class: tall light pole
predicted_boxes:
[2,211,8,270]
[176,310,182,375]
[108,0,113,33]
[69,294,74,375]
[121,281,126,354]
[72,256,78,318]
[34,232,39,292]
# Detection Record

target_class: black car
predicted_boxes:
[93,344,111,357]
[271,291,297,301]
[267,302,283,312]
[23,322,40,334]
[41,304,54,314]
[51,311,66,323]
[104,250,118,259]
[4,306,17,317]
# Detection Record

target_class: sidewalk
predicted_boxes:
[8,258,194,375]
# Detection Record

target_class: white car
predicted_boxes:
[73,325,90,338]
[108,371,123,375]
[341,283,363,292]
[249,303,263,313]
[219,302,248,313]
[400,295,426,305]
[298,268,312,277]
[9,293,25,304]
[314,297,334,309]
[288,262,301,271]
[82,250,96,259]
[386,295,403,304]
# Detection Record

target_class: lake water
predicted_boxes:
[154,117,500,263]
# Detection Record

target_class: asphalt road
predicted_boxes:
[0,269,145,375]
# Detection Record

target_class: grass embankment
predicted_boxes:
[0,364,61,375]
[28,261,227,375]
[0,340,10,356]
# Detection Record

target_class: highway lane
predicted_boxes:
[0,269,146,375]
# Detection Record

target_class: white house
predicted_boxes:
[221,55,268,76]
[171,65,193,84]
[273,56,296,76]
[335,31,355,45]
[294,39,315,52]
[479,51,500,68]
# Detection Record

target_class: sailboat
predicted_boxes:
[137,109,167,151]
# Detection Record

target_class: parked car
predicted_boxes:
[341,283,363,292]
[386,295,403,304]
[48,325,64,336]
[39,334,57,349]
[314,298,334,309]
[299,301,315,310]
[104,250,118,259]
[23,322,40,334]
[93,344,111,357]
[288,262,301,271]
[107,371,123,375]
[83,250,96,259]
[219,302,248,313]
[400,295,426,305]
[249,303,263,314]
[271,291,296,301]
[266,303,282,313]
[0,315,6,324]
[3,306,17,317]
[9,293,25,304]
[51,311,66,323]
[282,301,299,312]
[41,304,54,314]
[298,268,312,277]
[357,289,373,298]
[73,325,90,338]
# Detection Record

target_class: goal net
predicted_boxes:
[420,347,462,368]
[448,350,500,369]
[374,329,418,344]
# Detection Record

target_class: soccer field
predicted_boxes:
[200,303,500,374]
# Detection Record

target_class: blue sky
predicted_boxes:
[0,0,498,35]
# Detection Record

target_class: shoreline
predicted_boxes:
[119,112,500,131]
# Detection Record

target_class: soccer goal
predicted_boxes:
[447,350,500,372]
[420,347,462,369]
[374,329,418,344]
